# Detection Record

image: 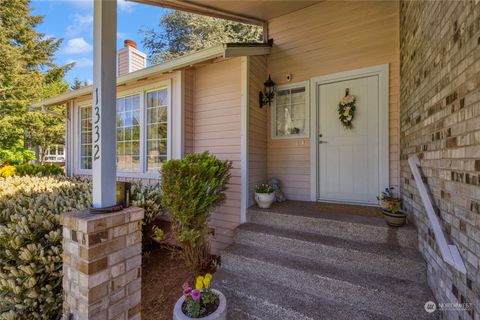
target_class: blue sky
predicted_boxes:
[31,0,169,85]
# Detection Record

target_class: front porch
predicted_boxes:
[214,200,437,319]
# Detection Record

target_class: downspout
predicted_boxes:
[262,21,269,44]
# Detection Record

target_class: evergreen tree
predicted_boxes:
[0,0,70,163]
[141,11,262,63]
[71,77,90,90]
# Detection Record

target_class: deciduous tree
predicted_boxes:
[141,11,262,63]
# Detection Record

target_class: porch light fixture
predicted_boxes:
[259,75,276,108]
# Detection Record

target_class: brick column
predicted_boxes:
[60,207,144,320]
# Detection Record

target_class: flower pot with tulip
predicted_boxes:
[377,187,406,227]
[254,183,276,209]
[173,273,227,320]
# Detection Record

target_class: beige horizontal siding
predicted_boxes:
[190,58,243,254]
[266,0,400,200]
[248,56,268,205]
[117,51,129,76]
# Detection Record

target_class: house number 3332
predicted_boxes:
[93,88,100,161]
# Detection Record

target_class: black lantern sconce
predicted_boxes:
[259,75,276,108]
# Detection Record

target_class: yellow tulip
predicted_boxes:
[203,276,211,289]
[204,273,212,281]
[195,276,204,290]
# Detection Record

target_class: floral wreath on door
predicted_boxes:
[338,88,356,129]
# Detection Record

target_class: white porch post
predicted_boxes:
[92,0,117,208]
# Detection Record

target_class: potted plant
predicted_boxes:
[255,183,276,209]
[378,187,406,227]
[173,273,227,320]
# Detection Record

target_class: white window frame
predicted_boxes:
[76,102,93,175]
[271,81,310,140]
[74,79,172,179]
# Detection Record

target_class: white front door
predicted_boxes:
[317,75,380,204]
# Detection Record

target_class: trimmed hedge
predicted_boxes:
[0,176,91,320]
[0,164,64,178]
[0,177,164,319]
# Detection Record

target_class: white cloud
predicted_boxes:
[65,0,135,12]
[66,58,93,68]
[66,0,93,10]
[117,32,128,39]
[64,37,93,54]
[66,13,93,37]
[118,0,135,12]
[86,79,93,85]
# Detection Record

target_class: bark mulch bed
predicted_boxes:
[141,245,193,320]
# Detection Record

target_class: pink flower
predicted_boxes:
[191,289,201,301]
[182,282,190,291]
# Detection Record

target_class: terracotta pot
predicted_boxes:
[173,289,227,320]
[382,210,407,227]
[255,192,275,209]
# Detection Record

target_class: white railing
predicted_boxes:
[408,154,466,274]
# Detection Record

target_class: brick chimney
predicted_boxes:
[117,39,147,76]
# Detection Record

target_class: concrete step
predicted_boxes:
[213,269,388,320]
[235,223,427,282]
[221,243,437,320]
[247,204,418,248]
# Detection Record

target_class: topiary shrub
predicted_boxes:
[160,152,232,275]
[0,176,91,320]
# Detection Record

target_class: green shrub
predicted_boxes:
[0,147,35,165]
[160,152,232,274]
[130,182,164,249]
[130,182,163,226]
[0,176,91,320]
[0,165,16,177]
[14,164,64,177]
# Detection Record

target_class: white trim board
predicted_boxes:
[240,56,249,224]
[309,64,390,203]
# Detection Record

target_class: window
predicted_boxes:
[77,83,170,176]
[272,82,309,139]
[79,105,92,169]
[146,89,168,171]
[117,94,141,172]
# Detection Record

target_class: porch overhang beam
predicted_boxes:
[130,0,265,26]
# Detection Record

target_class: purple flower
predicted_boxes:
[191,289,201,301]
[183,287,192,299]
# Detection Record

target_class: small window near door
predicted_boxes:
[272,81,309,139]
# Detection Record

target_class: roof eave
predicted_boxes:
[32,43,271,108]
